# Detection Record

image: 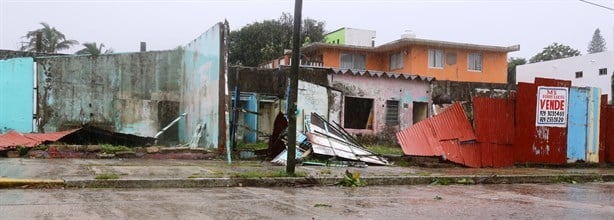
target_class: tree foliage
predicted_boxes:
[75,42,113,56]
[587,28,607,54]
[20,22,78,53]
[507,57,527,85]
[529,43,581,63]
[229,13,326,67]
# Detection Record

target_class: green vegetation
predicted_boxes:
[236,141,268,150]
[95,173,120,180]
[365,144,403,155]
[557,175,577,184]
[320,169,332,175]
[314,203,332,208]
[15,146,29,156]
[34,145,48,151]
[338,170,366,187]
[430,178,452,186]
[457,178,475,185]
[434,195,442,200]
[233,170,307,178]
[100,144,133,154]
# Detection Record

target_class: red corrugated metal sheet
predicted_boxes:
[534,77,572,87]
[396,120,442,156]
[514,81,568,164]
[599,95,607,163]
[430,103,476,142]
[473,97,515,144]
[0,129,78,151]
[607,105,614,163]
[489,143,515,167]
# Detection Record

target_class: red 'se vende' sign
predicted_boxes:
[536,86,568,127]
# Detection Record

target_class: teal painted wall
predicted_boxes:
[180,22,227,149]
[0,57,34,133]
[36,51,183,140]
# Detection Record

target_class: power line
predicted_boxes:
[579,0,614,11]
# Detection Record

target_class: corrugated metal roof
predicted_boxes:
[0,129,78,150]
[429,103,476,141]
[396,120,442,156]
[331,68,435,82]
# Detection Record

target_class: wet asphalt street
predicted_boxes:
[0,183,612,220]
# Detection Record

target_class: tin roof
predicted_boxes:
[331,68,435,82]
[0,129,78,150]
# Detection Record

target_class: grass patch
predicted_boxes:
[394,159,413,167]
[365,144,404,155]
[233,170,307,178]
[314,203,332,208]
[320,169,332,175]
[236,141,268,150]
[187,174,207,178]
[100,144,133,154]
[338,170,366,187]
[457,178,475,185]
[417,171,431,176]
[95,173,120,180]
[557,175,577,184]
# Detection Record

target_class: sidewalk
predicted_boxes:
[1,158,613,188]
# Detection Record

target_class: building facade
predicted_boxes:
[516,51,614,102]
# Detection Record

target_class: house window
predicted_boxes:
[343,97,373,129]
[428,49,444,68]
[385,100,400,126]
[468,53,482,71]
[340,53,366,70]
[389,52,404,70]
[599,68,607,75]
[575,71,583,78]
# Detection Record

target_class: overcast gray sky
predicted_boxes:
[1,0,613,59]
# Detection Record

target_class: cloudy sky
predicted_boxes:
[1,0,613,59]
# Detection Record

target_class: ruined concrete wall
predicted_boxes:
[331,73,431,136]
[431,80,510,103]
[179,23,227,149]
[36,50,183,139]
[0,57,34,133]
[0,50,65,60]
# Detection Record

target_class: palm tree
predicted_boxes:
[75,42,113,56]
[20,22,78,53]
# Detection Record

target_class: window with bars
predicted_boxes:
[386,100,400,126]
[468,53,482,71]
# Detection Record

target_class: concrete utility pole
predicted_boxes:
[286,0,303,174]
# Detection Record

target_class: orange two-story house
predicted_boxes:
[300,37,519,83]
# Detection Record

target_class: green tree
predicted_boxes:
[507,57,527,86]
[529,43,581,63]
[587,28,607,54]
[75,42,113,56]
[20,22,78,53]
[229,13,326,66]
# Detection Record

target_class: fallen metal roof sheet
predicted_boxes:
[396,120,442,156]
[0,129,78,150]
[429,103,476,142]
[331,68,435,82]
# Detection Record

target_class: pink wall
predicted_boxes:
[330,73,431,136]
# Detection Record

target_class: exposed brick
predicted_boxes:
[7,150,20,158]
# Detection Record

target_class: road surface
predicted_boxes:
[0,183,612,219]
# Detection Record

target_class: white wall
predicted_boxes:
[516,51,613,99]
[344,28,376,47]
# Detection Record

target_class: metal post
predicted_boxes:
[286,0,303,174]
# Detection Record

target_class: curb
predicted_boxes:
[0,178,64,188]
[63,173,614,188]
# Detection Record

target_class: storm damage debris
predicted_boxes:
[0,129,78,150]
[306,113,389,165]
[0,125,155,151]
[268,112,389,166]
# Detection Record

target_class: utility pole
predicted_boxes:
[286,0,303,174]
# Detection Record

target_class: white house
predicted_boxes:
[517,51,614,102]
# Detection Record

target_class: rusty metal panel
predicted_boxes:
[599,95,607,163]
[473,97,515,144]
[490,144,515,167]
[515,81,568,164]
[0,129,77,150]
[458,142,482,168]
[534,77,572,87]
[430,103,476,141]
[607,106,614,163]
[480,143,494,167]
[396,120,442,156]
[440,140,464,166]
